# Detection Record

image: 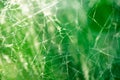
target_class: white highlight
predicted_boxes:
[3,55,11,63]
[20,4,30,15]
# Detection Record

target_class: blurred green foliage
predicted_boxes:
[0,0,120,80]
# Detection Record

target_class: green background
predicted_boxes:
[0,0,120,80]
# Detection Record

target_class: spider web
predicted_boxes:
[0,0,120,80]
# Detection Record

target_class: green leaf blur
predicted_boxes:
[0,0,120,80]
